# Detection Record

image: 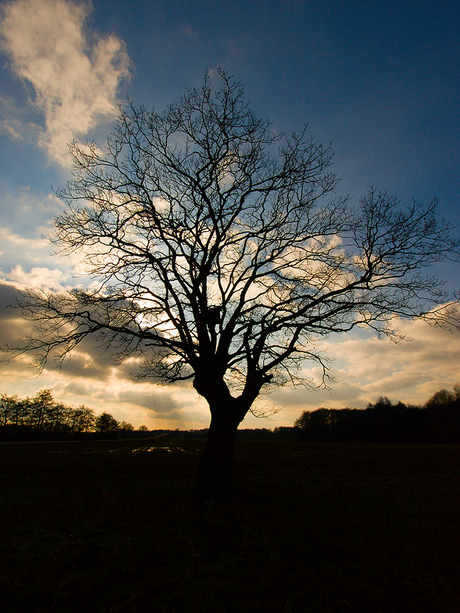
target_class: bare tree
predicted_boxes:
[118,421,134,431]
[70,405,96,433]
[95,412,119,433]
[0,393,18,429]
[5,70,460,499]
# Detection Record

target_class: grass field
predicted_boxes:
[1,438,459,612]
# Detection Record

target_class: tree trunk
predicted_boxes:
[194,408,241,502]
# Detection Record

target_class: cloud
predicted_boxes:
[331,316,460,403]
[0,0,131,165]
[0,264,67,290]
[0,281,26,315]
[0,281,210,428]
[0,225,71,291]
[0,116,22,139]
[268,309,460,426]
[0,219,91,292]
[1,277,459,429]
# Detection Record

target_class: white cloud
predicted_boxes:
[0,227,29,246]
[0,225,69,285]
[0,264,66,290]
[333,315,460,403]
[0,221,89,290]
[0,0,131,165]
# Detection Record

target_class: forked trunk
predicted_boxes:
[194,408,241,502]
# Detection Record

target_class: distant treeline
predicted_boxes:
[0,389,139,441]
[2,385,460,443]
[292,386,460,443]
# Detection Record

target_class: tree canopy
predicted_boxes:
[294,384,460,443]
[5,69,460,499]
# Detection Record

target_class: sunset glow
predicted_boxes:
[1,0,459,428]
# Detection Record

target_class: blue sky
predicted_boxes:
[0,0,459,429]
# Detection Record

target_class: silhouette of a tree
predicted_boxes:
[95,412,119,433]
[5,70,460,499]
[0,393,18,429]
[70,405,96,433]
[119,421,134,431]
[425,388,456,407]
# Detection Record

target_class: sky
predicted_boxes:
[0,0,459,429]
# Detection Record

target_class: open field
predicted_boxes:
[1,439,460,612]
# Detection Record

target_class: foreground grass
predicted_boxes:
[1,439,459,612]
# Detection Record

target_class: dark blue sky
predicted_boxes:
[92,0,460,204]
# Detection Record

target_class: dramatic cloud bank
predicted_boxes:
[0,0,130,165]
[272,311,460,424]
[0,279,458,429]
[0,282,209,428]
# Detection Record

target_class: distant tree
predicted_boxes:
[294,410,311,430]
[11,398,29,428]
[423,385,460,442]
[0,393,17,428]
[366,396,408,412]
[70,405,96,433]
[4,70,460,499]
[138,425,149,432]
[43,401,69,432]
[29,389,55,432]
[119,421,134,431]
[367,396,392,410]
[425,388,456,408]
[455,383,460,400]
[294,407,339,440]
[272,426,296,439]
[95,412,119,433]
[0,389,101,439]
[296,407,338,428]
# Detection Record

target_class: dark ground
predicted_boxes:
[1,438,459,612]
